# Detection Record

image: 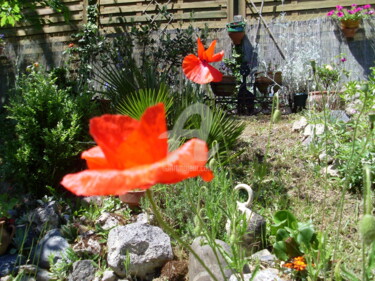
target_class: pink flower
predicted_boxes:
[337,11,345,17]
[368,10,374,14]
[348,10,355,14]
[327,10,335,16]
[355,7,363,12]
[341,57,347,62]
[351,4,357,7]
[362,4,371,9]
[336,5,343,11]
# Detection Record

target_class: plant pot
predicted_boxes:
[307,91,345,111]
[255,71,282,95]
[341,19,360,29]
[228,31,245,45]
[340,20,360,38]
[293,93,308,112]
[227,21,246,45]
[0,219,15,255]
[210,75,237,96]
[119,190,146,209]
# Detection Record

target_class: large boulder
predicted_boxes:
[107,223,173,280]
[34,229,70,269]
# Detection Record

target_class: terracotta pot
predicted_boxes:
[255,71,282,95]
[307,91,345,111]
[0,219,15,255]
[341,19,360,29]
[119,190,146,208]
[340,20,360,39]
[228,31,245,45]
[210,75,237,96]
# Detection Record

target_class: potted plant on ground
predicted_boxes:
[210,46,242,97]
[255,62,282,95]
[327,4,375,38]
[309,55,349,111]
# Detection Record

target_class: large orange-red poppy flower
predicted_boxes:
[182,38,224,84]
[61,103,214,196]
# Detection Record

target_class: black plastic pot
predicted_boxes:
[293,93,308,112]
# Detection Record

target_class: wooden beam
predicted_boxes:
[228,0,234,22]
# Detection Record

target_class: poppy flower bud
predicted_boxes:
[359,214,375,245]
[272,109,281,123]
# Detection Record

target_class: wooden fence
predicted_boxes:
[1,0,375,41]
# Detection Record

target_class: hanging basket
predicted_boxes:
[228,31,245,45]
[227,21,246,45]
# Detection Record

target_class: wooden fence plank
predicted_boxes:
[100,1,227,15]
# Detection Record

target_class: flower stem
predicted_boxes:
[145,189,220,281]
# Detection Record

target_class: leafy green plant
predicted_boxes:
[271,210,318,261]
[1,69,98,195]
[116,85,174,120]
[48,247,80,281]
[0,193,19,218]
[0,0,69,27]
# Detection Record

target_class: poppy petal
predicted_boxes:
[154,138,214,183]
[211,50,225,62]
[197,38,205,59]
[207,64,223,82]
[203,40,217,61]
[116,103,168,169]
[82,146,109,169]
[90,114,139,167]
[61,139,213,196]
[183,54,222,84]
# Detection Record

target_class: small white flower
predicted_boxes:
[325,65,333,71]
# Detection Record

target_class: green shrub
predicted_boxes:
[1,69,99,196]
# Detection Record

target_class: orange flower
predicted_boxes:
[182,38,224,84]
[68,43,74,48]
[61,103,214,196]
[282,256,307,271]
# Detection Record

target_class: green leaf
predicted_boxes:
[276,228,290,242]
[273,241,289,261]
[297,221,315,245]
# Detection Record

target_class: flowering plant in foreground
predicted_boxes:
[182,38,224,84]
[61,103,213,196]
[327,4,374,21]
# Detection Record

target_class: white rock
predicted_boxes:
[292,117,307,132]
[136,213,155,225]
[229,268,286,281]
[303,124,325,136]
[107,223,173,280]
[101,270,117,281]
[96,212,121,230]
